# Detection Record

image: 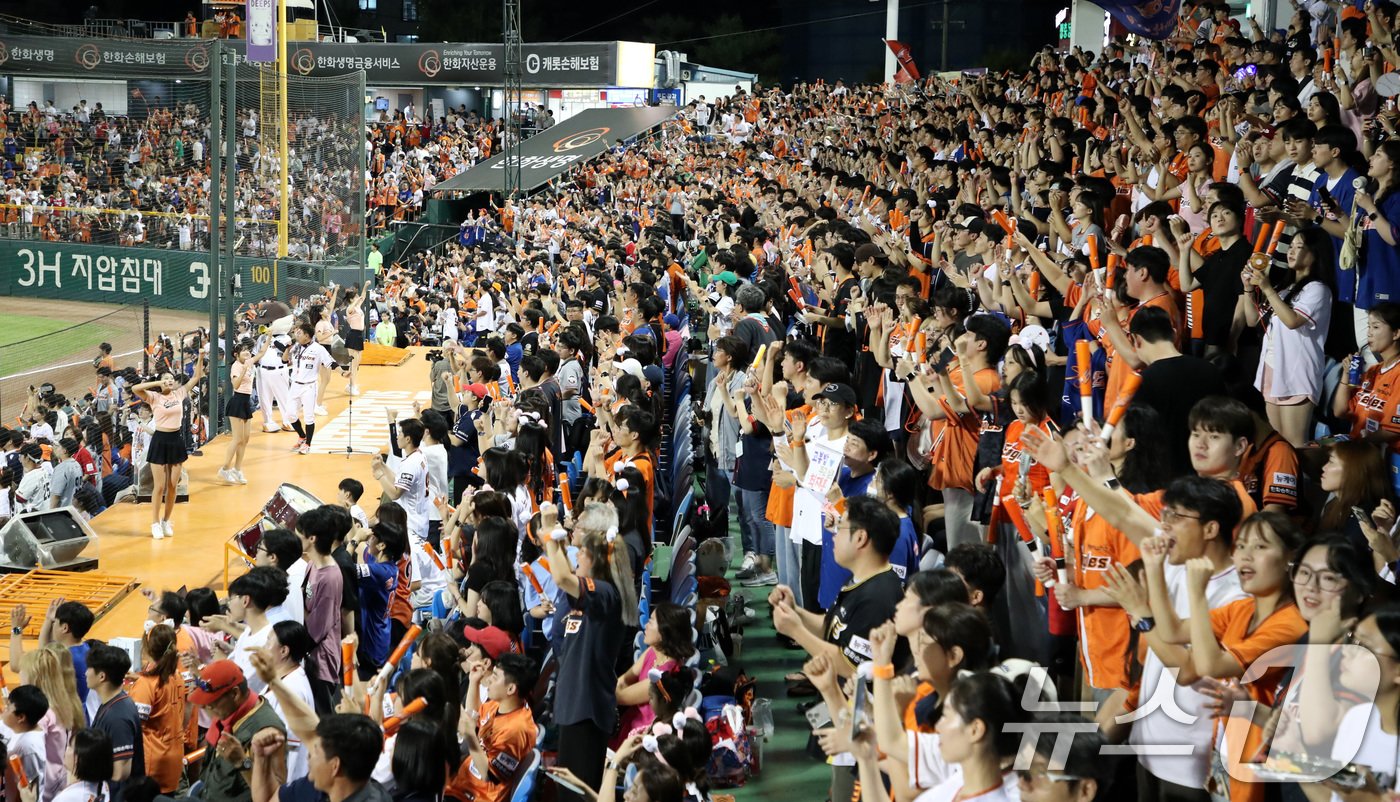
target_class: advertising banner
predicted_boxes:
[0,240,320,312]
[0,35,631,85]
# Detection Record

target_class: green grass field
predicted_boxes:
[0,314,122,376]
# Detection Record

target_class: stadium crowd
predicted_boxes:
[0,90,545,259]
[5,3,1400,802]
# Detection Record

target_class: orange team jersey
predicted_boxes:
[1210,596,1308,802]
[605,448,656,523]
[129,672,187,792]
[1181,231,1223,340]
[1238,433,1300,510]
[446,701,538,802]
[928,366,1001,492]
[1069,494,1150,691]
[1101,292,1182,411]
[1350,360,1400,448]
[767,404,811,528]
[991,419,1054,534]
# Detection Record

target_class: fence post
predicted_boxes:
[142,300,151,375]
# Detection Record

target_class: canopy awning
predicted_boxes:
[431,106,676,195]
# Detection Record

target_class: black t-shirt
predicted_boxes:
[93,690,145,802]
[1192,238,1250,347]
[466,561,497,595]
[823,277,860,367]
[733,315,776,353]
[823,567,909,670]
[555,575,625,731]
[332,546,359,614]
[1135,354,1229,477]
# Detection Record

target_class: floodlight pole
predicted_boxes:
[208,42,224,435]
[503,0,523,201]
[278,0,290,257]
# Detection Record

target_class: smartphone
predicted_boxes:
[850,674,870,741]
[543,769,591,797]
[1318,186,1334,208]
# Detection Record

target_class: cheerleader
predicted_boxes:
[132,353,204,540]
[219,338,269,484]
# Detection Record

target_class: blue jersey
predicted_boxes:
[355,553,399,667]
[818,468,877,610]
[891,515,920,584]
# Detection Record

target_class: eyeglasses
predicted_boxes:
[814,398,841,409]
[1345,629,1400,661]
[1291,563,1347,593]
[1160,509,1201,525]
[1014,768,1084,785]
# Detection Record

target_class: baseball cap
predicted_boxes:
[462,623,512,660]
[714,271,740,286]
[463,383,489,400]
[188,660,245,705]
[813,383,858,408]
[617,358,646,381]
[958,217,987,235]
[663,313,681,329]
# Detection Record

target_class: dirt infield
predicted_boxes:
[0,298,207,422]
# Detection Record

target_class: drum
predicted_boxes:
[233,483,322,557]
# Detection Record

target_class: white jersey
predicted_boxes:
[290,341,333,384]
[394,450,430,539]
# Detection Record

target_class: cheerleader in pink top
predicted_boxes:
[132,352,205,540]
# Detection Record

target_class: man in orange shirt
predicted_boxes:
[452,651,538,802]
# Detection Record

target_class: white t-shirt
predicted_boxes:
[9,729,47,802]
[907,729,953,790]
[268,558,308,625]
[912,770,1018,802]
[266,666,316,782]
[422,443,448,523]
[1131,562,1247,789]
[51,783,108,802]
[1330,703,1399,801]
[394,450,430,540]
[231,622,275,694]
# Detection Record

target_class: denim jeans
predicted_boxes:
[774,524,803,609]
[722,470,753,554]
[738,487,775,558]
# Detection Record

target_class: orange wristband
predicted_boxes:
[872,663,896,680]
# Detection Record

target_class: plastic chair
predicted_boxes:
[508,749,542,802]
[670,488,693,540]
[670,574,698,606]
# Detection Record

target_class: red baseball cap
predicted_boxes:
[462,624,512,660]
[464,383,489,400]
[189,660,245,705]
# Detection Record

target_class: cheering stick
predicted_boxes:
[1099,372,1143,443]
[382,697,428,736]
[1253,221,1274,253]
[9,755,28,788]
[183,747,208,766]
[422,541,445,571]
[992,209,1015,236]
[342,639,355,687]
[1041,486,1068,589]
[1076,340,1094,428]
[1086,234,1100,273]
[1267,222,1284,255]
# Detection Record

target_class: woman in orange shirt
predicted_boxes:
[1182,512,1306,802]
[129,624,187,793]
[1335,304,1400,451]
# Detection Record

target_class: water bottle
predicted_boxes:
[1349,354,1364,386]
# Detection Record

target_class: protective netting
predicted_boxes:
[0,303,148,421]
[230,62,365,264]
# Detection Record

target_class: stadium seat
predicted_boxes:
[507,749,542,802]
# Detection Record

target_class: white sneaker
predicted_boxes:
[298,443,311,455]
[263,422,282,433]
[315,405,328,416]
[348,385,360,396]
[234,469,248,485]
[292,438,306,452]
[150,523,164,540]
[736,552,758,579]
[218,468,236,483]
[162,521,174,538]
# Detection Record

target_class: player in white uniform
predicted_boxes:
[287,321,334,454]
[256,329,296,432]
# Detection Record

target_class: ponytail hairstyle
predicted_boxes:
[944,671,1030,761]
[648,668,693,724]
[614,464,652,553]
[579,527,639,627]
[141,623,180,681]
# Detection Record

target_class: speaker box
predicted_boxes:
[0,506,99,572]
